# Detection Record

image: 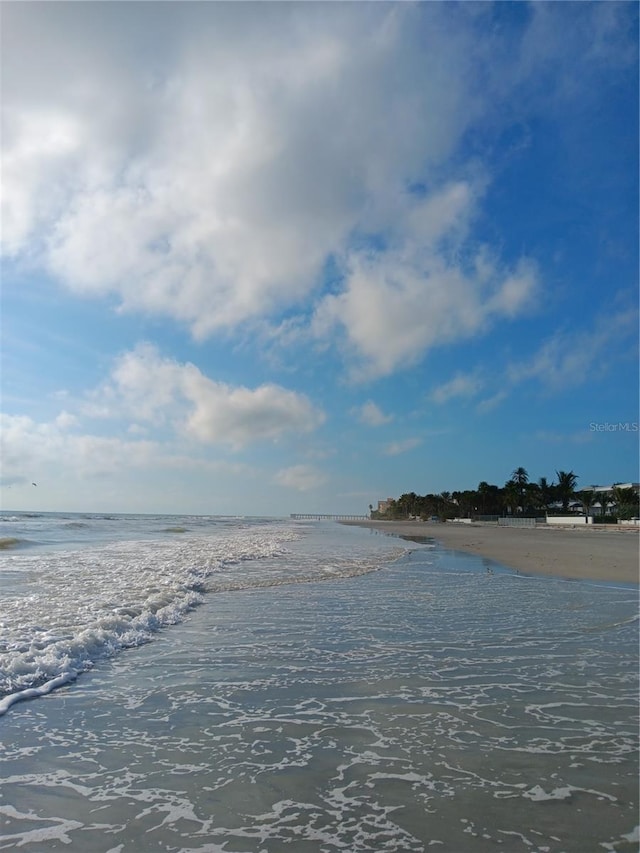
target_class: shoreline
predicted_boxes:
[340,520,640,584]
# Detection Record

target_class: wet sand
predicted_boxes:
[341,520,640,584]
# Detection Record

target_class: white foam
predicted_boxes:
[523,784,618,803]
[0,804,83,847]
[0,671,76,716]
[523,784,573,802]
[1,520,408,713]
[599,825,640,851]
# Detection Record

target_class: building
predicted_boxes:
[578,483,639,516]
[581,482,639,493]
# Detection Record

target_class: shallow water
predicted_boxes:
[0,514,402,706]
[0,518,638,851]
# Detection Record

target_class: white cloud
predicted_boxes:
[1,4,537,368]
[54,410,78,430]
[274,464,327,492]
[0,412,160,485]
[127,423,149,436]
[1,6,476,336]
[384,437,422,456]
[476,390,509,414]
[2,2,633,380]
[312,177,538,379]
[515,1,636,105]
[0,410,256,504]
[471,308,639,413]
[87,344,325,448]
[507,309,637,391]
[430,371,484,405]
[0,344,325,492]
[352,400,393,426]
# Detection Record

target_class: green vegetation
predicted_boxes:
[372,470,639,522]
[611,486,640,520]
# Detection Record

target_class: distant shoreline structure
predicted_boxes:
[290,513,369,521]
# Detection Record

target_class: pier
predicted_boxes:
[290,514,369,521]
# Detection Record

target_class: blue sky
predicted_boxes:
[1,2,638,516]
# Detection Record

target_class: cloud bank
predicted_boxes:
[0,343,324,491]
[1,3,567,379]
[86,344,324,448]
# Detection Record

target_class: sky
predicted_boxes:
[1,1,638,517]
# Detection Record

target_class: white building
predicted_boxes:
[579,483,639,516]
[581,482,639,493]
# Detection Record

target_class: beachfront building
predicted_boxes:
[581,482,639,492]
[377,498,394,515]
[579,482,640,517]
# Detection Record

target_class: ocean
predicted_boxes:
[0,512,637,852]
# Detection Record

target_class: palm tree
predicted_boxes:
[576,490,595,518]
[484,483,503,515]
[438,492,455,519]
[537,476,554,513]
[512,467,529,486]
[462,489,479,517]
[555,470,578,512]
[594,490,610,518]
[511,467,529,513]
[397,492,420,518]
[477,481,491,514]
[424,493,442,518]
[503,480,520,516]
[525,481,541,514]
[611,486,640,520]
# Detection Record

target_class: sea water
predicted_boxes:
[0,513,637,852]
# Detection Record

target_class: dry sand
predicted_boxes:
[341,520,640,584]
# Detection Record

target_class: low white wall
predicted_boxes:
[546,516,587,525]
[618,519,640,526]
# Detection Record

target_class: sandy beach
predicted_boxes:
[341,520,640,584]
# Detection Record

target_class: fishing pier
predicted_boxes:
[290,514,369,521]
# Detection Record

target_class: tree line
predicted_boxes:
[371,468,640,521]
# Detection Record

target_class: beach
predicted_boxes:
[341,520,640,584]
[1,513,638,852]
